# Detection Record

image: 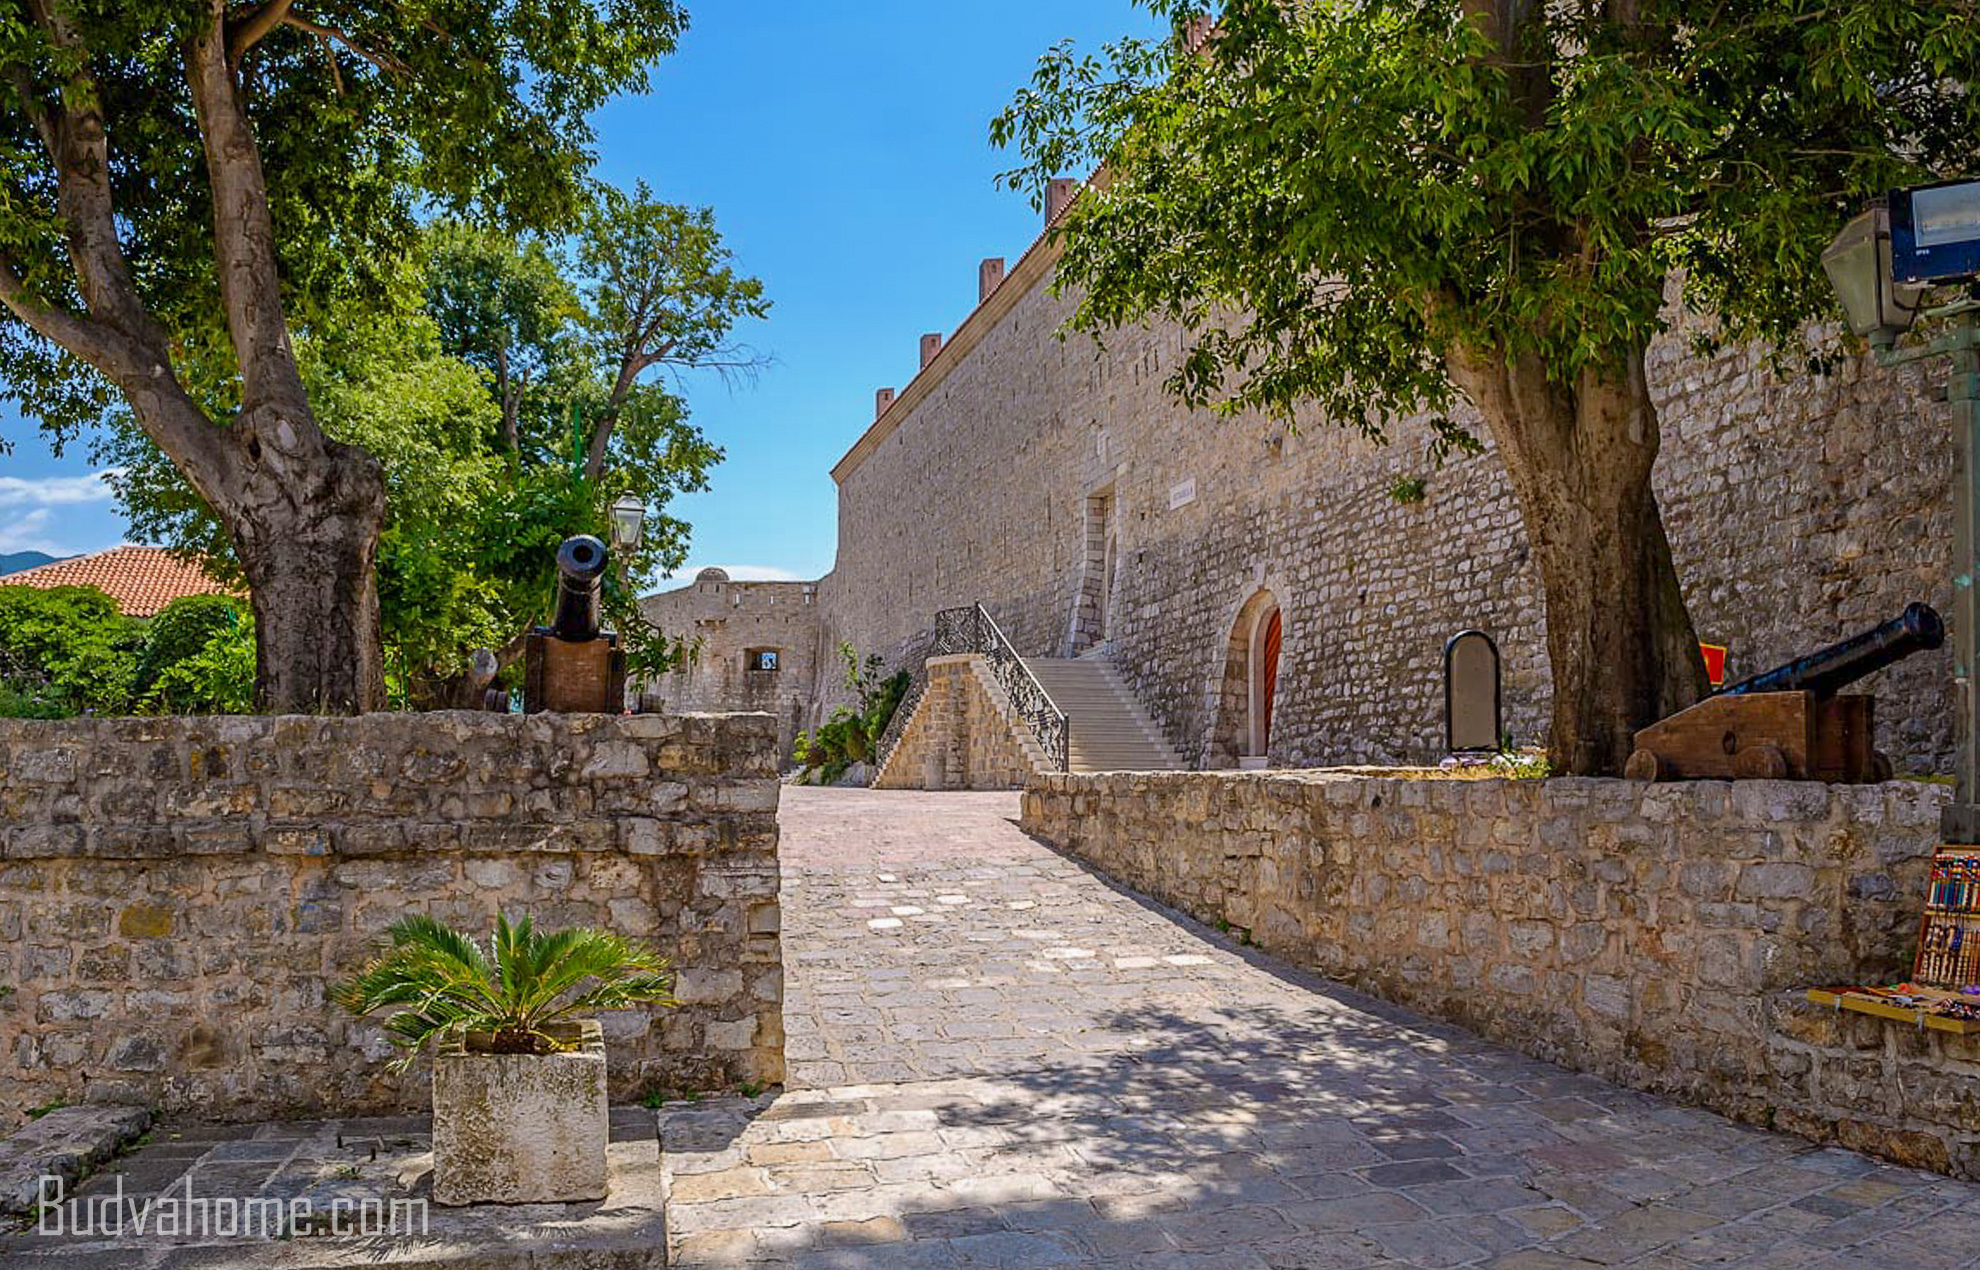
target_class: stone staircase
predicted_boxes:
[1022,658,1184,773]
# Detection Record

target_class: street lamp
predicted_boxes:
[1820,204,1923,350]
[1824,181,1980,842]
[608,493,646,555]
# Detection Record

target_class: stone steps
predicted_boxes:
[1023,658,1183,773]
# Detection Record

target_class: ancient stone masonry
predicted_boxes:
[0,711,784,1129]
[872,655,1042,791]
[639,568,824,766]
[1022,770,1980,1178]
[808,221,1953,773]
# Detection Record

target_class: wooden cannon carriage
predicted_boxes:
[1624,603,1943,783]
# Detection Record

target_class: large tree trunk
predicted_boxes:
[1448,342,1707,774]
[227,433,387,714]
[190,16,389,713]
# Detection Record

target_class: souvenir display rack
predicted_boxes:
[1806,847,1980,1033]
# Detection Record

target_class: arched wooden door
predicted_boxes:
[1260,608,1282,747]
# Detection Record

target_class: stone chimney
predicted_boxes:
[1183,14,1215,53]
[1045,177,1079,225]
[919,333,943,368]
[978,258,1006,302]
[876,387,895,417]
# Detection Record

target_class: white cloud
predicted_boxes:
[0,508,73,555]
[0,468,123,508]
[669,563,807,583]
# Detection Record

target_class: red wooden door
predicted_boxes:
[1261,609,1282,745]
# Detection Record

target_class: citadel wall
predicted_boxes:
[815,228,1954,773]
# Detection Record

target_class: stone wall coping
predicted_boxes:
[1031,769,1951,817]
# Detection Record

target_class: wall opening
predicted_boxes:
[1069,489,1117,655]
[1210,589,1283,767]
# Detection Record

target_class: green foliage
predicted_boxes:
[334,913,675,1070]
[992,0,1980,436]
[143,610,257,716]
[101,194,753,703]
[1385,475,1427,506]
[0,585,140,715]
[794,643,912,783]
[1489,747,1551,780]
[0,0,686,452]
[135,595,244,702]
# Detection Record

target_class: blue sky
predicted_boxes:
[0,1,1158,583]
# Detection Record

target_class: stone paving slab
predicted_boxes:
[0,1104,154,1218]
[0,1108,665,1268]
[700,788,1980,1269]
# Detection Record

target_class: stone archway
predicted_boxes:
[1209,588,1283,768]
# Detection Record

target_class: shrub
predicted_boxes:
[792,641,910,783]
[141,605,255,715]
[0,584,140,715]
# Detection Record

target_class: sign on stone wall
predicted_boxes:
[1444,630,1501,752]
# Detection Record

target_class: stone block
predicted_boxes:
[430,1020,609,1205]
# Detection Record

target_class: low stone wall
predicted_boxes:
[0,711,783,1129]
[874,656,1039,790]
[1021,771,1980,1175]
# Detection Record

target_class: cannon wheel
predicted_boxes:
[1624,748,1662,782]
[1733,744,1789,780]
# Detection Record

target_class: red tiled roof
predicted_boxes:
[3,545,236,617]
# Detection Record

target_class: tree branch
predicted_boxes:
[226,0,294,68]
[282,15,410,76]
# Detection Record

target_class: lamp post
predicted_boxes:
[608,493,647,558]
[1825,180,1980,841]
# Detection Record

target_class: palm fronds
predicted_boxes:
[336,912,676,1070]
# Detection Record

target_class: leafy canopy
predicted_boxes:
[0,0,685,452]
[991,0,1980,446]
[103,207,745,701]
[335,912,676,1067]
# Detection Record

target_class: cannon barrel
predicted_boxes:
[1720,602,1944,699]
[550,535,609,642]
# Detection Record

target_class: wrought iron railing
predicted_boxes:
[870,603,1071,777]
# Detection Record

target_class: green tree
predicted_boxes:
[105,227,735,706]
[422,225,580,458]
[0,0,682,713]
[994,0,1980,773]
[573,181,769,483]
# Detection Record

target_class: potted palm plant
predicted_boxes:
[335,913,675,1206]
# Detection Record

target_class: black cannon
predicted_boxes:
[1720,602,1944,699]
[1626,603,1945,783]
[551,534,609,642]
[523,535,627,713]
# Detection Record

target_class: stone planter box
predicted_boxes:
[431,1019,608,1205]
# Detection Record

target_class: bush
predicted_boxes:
[793,642,911,783]
[0,585,141,715]
[141,600,255,714]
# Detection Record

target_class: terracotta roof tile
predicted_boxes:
[3,545,236,618]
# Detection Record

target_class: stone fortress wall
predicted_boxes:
[639,569,825,765]
[804,206,1955,774]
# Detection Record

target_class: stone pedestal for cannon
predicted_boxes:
[1625,603,1943,783]
[523,535,628,715]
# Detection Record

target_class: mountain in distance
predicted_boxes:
[0,550,61,576]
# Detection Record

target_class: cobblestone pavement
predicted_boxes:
[662,787,1980,1269]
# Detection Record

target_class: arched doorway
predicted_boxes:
[1209,589,1283,767]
